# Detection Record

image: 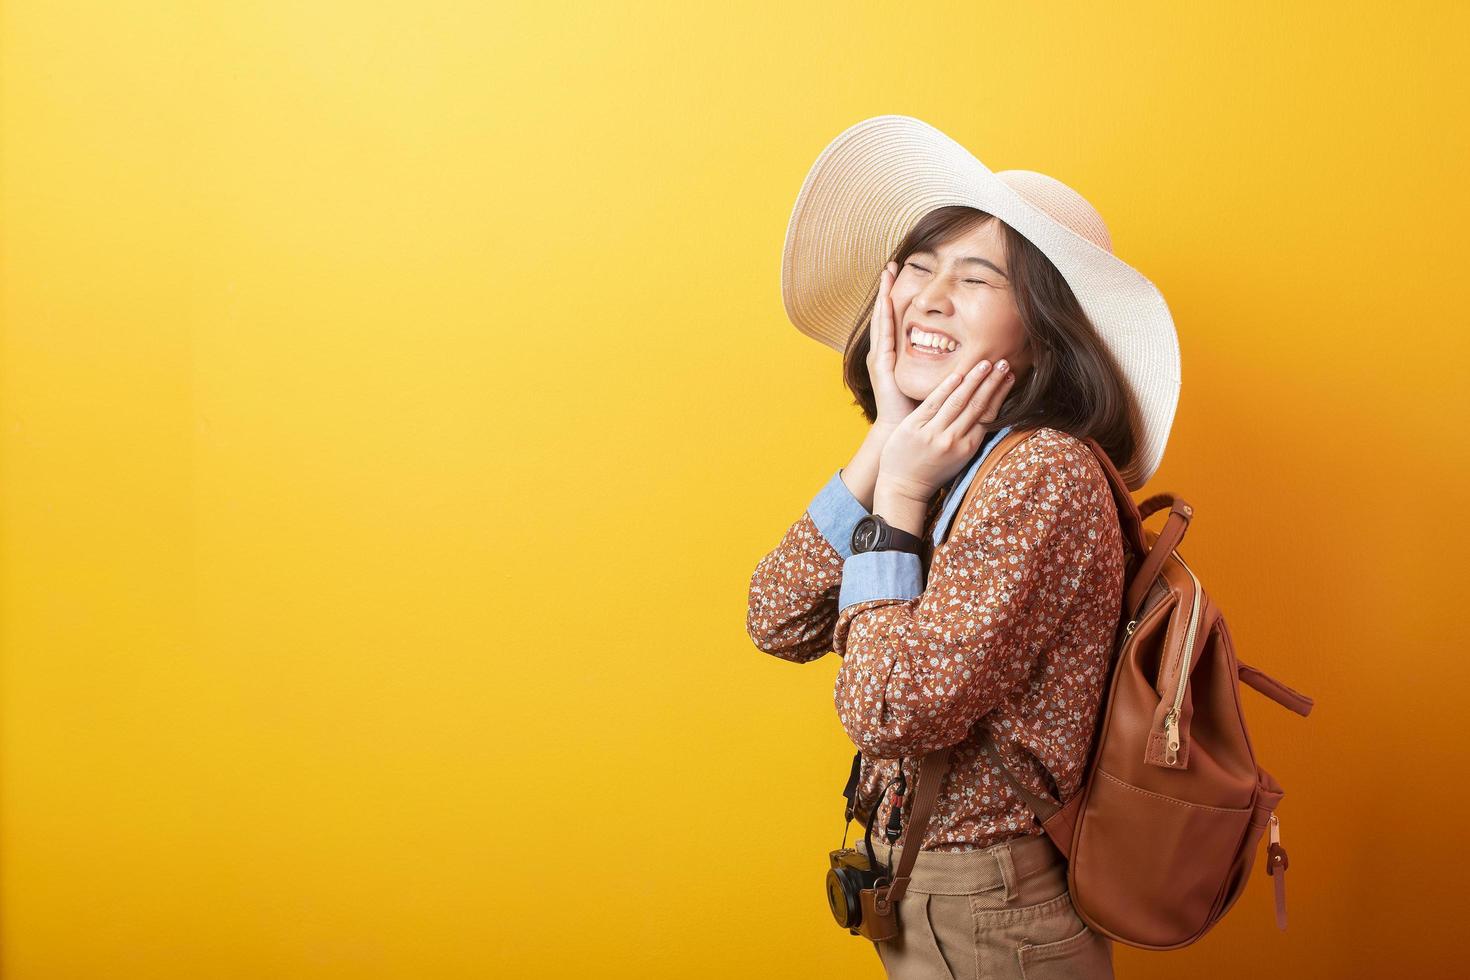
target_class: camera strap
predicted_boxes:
[840,751,909,879]
[872,745,953,915]
[840,750,862,822]
[884,767,907,844]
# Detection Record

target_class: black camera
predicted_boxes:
[826,752,909,941]
[827,845,885,932]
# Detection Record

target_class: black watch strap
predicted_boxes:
[852,514,924,555]
[878,519,924,554]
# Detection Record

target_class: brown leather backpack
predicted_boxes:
[876,427,1315,951]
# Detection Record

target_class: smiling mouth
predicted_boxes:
[906,326,960,357]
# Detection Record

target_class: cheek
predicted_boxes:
[969,299,1025,342]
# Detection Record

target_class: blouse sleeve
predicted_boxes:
[746,469,871,663]
[831,433,1110,758]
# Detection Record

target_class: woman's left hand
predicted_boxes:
[877,357,1017,505]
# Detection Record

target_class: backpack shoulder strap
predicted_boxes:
[1079,435,1148,563]
[878,426,1044,909]
[975,726,1062,822]
[950,427,1040,528]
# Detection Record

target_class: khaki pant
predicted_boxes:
[857,832,1113,980]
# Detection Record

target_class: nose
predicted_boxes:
[912,275,956,316]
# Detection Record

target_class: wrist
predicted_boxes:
[866,422,899,448]
[873,479,931,538]
[875,474,933,507]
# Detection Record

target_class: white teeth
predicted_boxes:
[910,329,958,352]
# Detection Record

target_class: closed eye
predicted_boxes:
[904,261,990,286]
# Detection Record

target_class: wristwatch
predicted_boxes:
[851,514,924,555]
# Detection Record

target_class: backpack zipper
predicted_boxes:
[1161,554,1203,765]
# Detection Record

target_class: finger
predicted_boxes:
[981,360,1019,418]
[926,357,994,431]
[952,359,1016,434]
[868,262,897,357]
[910,367,969,423]
[877,263,899,359]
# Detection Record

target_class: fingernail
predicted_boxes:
[996,360,1008,372]
[977,360,990,371]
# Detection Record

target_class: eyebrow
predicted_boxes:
[909,248,1009,279]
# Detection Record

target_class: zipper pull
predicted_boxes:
[1266,813,1289,930]
[1122,618,1139,640]
[1163,708,1180,765]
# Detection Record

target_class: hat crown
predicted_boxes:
[996,170,1113,255]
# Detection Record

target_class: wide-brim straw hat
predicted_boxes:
[780,114,1181,492]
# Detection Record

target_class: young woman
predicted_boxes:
[748,116,1180,980]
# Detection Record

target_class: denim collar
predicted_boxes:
[930,424,1014,547]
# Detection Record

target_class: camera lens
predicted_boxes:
[826,867,862,928]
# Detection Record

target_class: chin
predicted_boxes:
[894,360,942,401]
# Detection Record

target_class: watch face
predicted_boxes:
[852,516,882,553]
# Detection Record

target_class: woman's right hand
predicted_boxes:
[867,261,919,430]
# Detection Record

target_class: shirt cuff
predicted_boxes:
[807,468,870,560]
[838,549,925,612]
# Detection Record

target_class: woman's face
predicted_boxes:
[891,219,1032,402]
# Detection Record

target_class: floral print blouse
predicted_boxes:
[746,426,1126,852]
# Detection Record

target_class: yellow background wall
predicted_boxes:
[2,2,1466,977]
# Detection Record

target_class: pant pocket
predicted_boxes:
[972,889,1095,980]
[1016,909,1113,980]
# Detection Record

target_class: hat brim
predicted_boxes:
[780,114,1181,492]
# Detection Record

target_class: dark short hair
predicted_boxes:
[841,205,1139,479]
